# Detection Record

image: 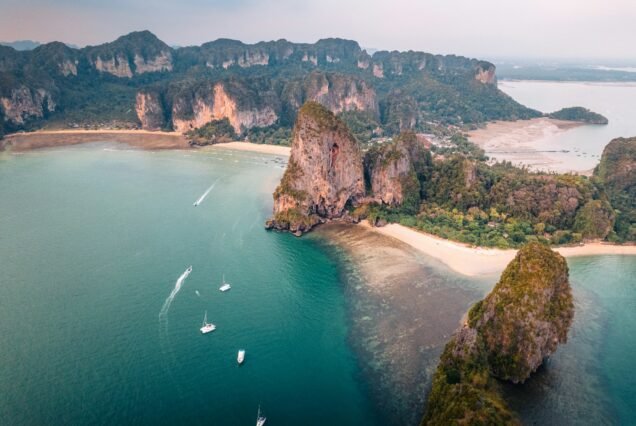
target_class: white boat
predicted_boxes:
[200,311,216,334]
[237,350,245,365]
[219,274,231,292]
[256,406,266,426]
[186,265,193,274]
[193,201,198,207]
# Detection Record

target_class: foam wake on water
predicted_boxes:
[159,266,192,319]
[193,178,221,206]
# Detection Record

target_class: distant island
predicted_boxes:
[548,106,609,124]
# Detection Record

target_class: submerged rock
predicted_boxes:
[422,242,574,424]
[266,101,364,234]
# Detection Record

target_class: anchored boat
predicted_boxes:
[200,311,216,334]
[237,350,245,365]
[219,274,231,292]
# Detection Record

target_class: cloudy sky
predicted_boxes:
[1,0,635,61]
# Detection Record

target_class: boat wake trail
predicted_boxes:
[159,266,192,319]
[193,178,221,206]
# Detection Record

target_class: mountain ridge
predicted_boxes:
[0,30,541,139]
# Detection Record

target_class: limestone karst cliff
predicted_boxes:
[135,90,166,131]
[422,242,574,424]
[594,137,636,241]
[365,132,423,208]
[266,102,364,234]
[0,30,542,134]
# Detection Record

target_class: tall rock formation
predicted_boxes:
[422,242,574,424]
[365,133,422,208]
[266,102,364,235]
[594,137,636,241]
[135,90,166,130]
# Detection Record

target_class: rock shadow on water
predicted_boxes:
[312,223,486,425]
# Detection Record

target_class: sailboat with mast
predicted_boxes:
[199,311,216,334]
[219,274,231,292]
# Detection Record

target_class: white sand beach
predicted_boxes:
[211,141,291,156]
[366,222,636,277]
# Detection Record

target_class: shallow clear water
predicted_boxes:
[499,81,636,171]
[0,144,379,425]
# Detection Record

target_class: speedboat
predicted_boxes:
[237,350,245,365]
[193,202,198,207]
[186,265,193,274]
[256,406,266,426]
[219,274,231,292]
[200,311,216,334]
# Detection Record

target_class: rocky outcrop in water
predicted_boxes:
[266,102,364,234]
[422,242,574,424]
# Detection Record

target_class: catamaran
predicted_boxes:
[256,406,266,426]
[237,350,245,365]
[219,274,231,292]
[200,311,216,334]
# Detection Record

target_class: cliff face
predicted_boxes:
[422,242,573,424]
[169,82,278,134]
[366,135,421,207]
[86,31,173,77]
[595,137,636,241]
[303,72,378,116]
[0,30,541,133]
[267,102,364,234]
[135,91,165,130]
[468,242,574,383]
[0,86,55,125]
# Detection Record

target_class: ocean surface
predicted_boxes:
[499,80,636,171]
[0,144,379,425]
[1,143,635,425]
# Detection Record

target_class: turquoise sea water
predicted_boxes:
[0,144,635,425]
[0,145,379,425]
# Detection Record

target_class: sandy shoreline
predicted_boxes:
[211,141,291,156]
[1,130,293,156]
[467,117,589,173]
[367,222,636,277]
[2,129,190,151]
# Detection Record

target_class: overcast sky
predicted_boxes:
[1,0,635,61]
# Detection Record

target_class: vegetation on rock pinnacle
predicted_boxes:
[422,242,574,425]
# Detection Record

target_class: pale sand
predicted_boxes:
[365,222,636,277]
[211,141,291,156]
[3,129,189,150]
[467,118,585,173]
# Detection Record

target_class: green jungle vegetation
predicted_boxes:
[361,133,635,247]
